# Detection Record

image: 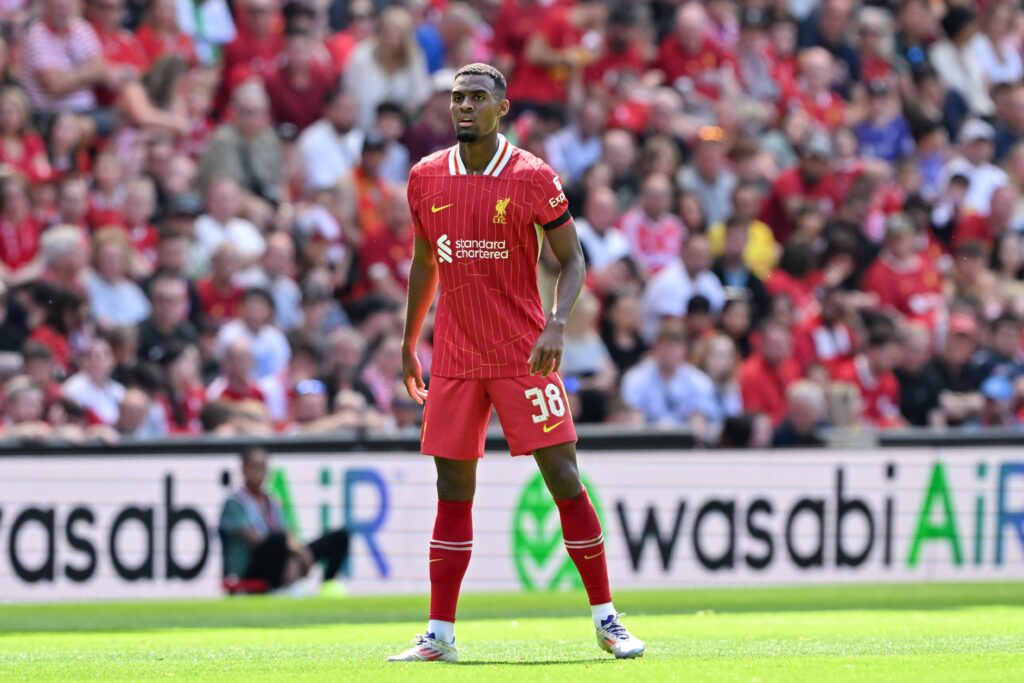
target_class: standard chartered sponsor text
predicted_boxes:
[456,238,509,260]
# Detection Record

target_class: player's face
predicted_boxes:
[450,74,509,142]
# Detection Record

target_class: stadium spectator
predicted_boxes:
[37,224,89,294]
[643,232,726,340]
[708,181,778,281]
[136,0,198,67]
[297,87,363,196]
[402,68,456,165]
[85,228,151,328]
[710,215,771,323]
[620,324,714,442]
[219,446,348,592]
[0,86,52,182]
[196,243,243,323]
[207,335,265,405]
[691,333,742,442]
[926,313,986,427]
[561,291,616,423]
[194,177,266,269]
[738,319,800,426]
[619,173,682,277]
[773,379,828,447]
[600,288,645,377]
[63,336,125,426]
[678,126,737,225]
[575,185,630,279]
[217,288,290,381]
[344,6,429,131]
[236,231,301,331]
[137,273,197,363]
[832,325,903,428]
[929,6,994,118]
[159,341,205,434]
[373,102,411,185]
[266,26,336,134]
[116,385,165,439]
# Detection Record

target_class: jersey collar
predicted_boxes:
[448,134,513,177]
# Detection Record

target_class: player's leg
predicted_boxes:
[389,377,489,663]
[534,442,645,659]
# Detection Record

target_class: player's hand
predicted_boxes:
[402,345,428,404]
[529,319,564,377]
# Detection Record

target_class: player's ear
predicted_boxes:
[498,97,510,119]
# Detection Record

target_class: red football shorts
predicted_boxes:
[421,373,578,459]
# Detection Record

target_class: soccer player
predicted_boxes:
[387,63,645,663]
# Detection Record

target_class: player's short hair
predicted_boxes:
[454,63,507,97]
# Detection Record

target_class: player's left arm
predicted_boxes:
[529,220,585,377]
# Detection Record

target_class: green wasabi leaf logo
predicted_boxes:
[512,473,603,590]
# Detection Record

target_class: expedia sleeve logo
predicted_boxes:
[436,233,509,262]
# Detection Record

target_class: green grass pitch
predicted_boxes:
[2,583,1023,682]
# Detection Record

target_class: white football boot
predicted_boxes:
[596,614,646,659]
[386,634,459,663]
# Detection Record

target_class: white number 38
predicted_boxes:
[524,383,566,423]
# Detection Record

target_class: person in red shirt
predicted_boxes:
[584,5,646,92]
[218,0,284,115]
[793,286,857,373]
[326,0,375,73]
[136,0,198,67]
[265,27,336,133]
[355,189,413,304]
[738,319,802,426]
[760,131,842,242]
[196,243,243,323]
[206,335,266,404]
[861,213,944,328]
[781,47,847,129]
[0,87,53,182]
[160,341,207,434]
[490,0,553,81]
[654,3,737,102]
[0,173,44,280]
[953,185,1018,250]
[114,176,160,274]
[508,0,609,110]
[86,0,148,106]
[831,325,903,428]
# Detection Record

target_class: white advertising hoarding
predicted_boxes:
[0,448,1022,601]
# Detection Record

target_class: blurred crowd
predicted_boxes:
[1,0,1024,446]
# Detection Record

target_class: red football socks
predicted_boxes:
[428,499,474,623]
[555,488,613,606]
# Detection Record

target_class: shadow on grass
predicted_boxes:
[2,583,1023,635]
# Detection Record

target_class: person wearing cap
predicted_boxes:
[861,212,943,328]
[854,78,915,163]
[943,118,1008,216]
[918,312,985,427]
[759,129,841,242]
[928,6,995,117]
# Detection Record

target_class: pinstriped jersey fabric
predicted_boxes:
[408,136,572,379]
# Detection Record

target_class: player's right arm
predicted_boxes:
[402,234,438,405]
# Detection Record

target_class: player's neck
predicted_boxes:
[458,134,500,174]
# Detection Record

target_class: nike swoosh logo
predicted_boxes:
[429,558,443,564]
[542,420,565,433]
[431,203,453,214]
[584,550,604,560]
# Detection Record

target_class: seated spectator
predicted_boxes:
[402,69,456,165]
[343,6,429,131]
[217,288,290,380]
[760,131,841,243]
[1,375,53,441]
[861,213,943,329]
[928,6,994,118]
[927,313,985,427]
[643,232,726,340]
[159,341,205,434]
[944,119,1008,216]
[576,186,631,283]
[692,333,743,442]
[137,273,197,363]
[738,319,800,426]
[773,380,828,447]
[782,48,846,130]
[708,182,777,281]
[115,175,160,275]
[678,126,737,226]
[655,2,735,105]
[53,176,90,233]
[547,98,607,185]
[266,26,336,134]
[195,177,266,270]
[21,340,63,403]
[719,295,754,357]
[373,102,411,185]
[207,336,266,404]
[619,173,685,276]
[831,325,903,428]
[0,283,26,354]
[793,287,856,374]
[220,0,283,102]
[342,132,394,242]
[354,190,413,305]
[710,215,771,323]
[27,286,87,374]
[85,229,151,328]
[116,385,166,440]
[136,0,198,67]
[236,232,301,331]
[17,0,107,122]
[855,79,915,163]
[896,322,943,427]
[321,327,373,408]
[561,292,616,424]
[0,86,53,181]
[196,243,243,323]
[63,336,125,426]
[297,87,364,196]
[219,446,348,592]
[0,172,44,282]
[620,324,715,442]
[360,334,402,414]
[966,314,1024,386]
[197,81,283,221]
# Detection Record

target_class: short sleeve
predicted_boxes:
[219,498,250,535]
[531,162,572,231]
[407,170,427,240]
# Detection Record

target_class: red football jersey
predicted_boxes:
[408,135,572,379]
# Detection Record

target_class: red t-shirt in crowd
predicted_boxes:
[163,385,206,434]
[831,355,902,427]
[265,65,336,132]
[0,215,42,270]
[136,26,197,67]
[781,86,847,129]
[407,136,572,379]
[738,352,801,426]
[584,41,647,90]
[29,325,72,374]
[206,376,266,404]
[760,167,842,242]
[195,278,243,321]
[0,134,52,181]
[91,22,149,107]
[861,254,944,326]
[356,227,414,297]
[654,35,736,101]
[508,7,582,105]
[793,313,855,374]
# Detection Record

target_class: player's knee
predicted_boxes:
[536,450,582,499]
[435,467,476,500]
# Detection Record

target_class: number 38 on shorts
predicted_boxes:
[420,373,578,460]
